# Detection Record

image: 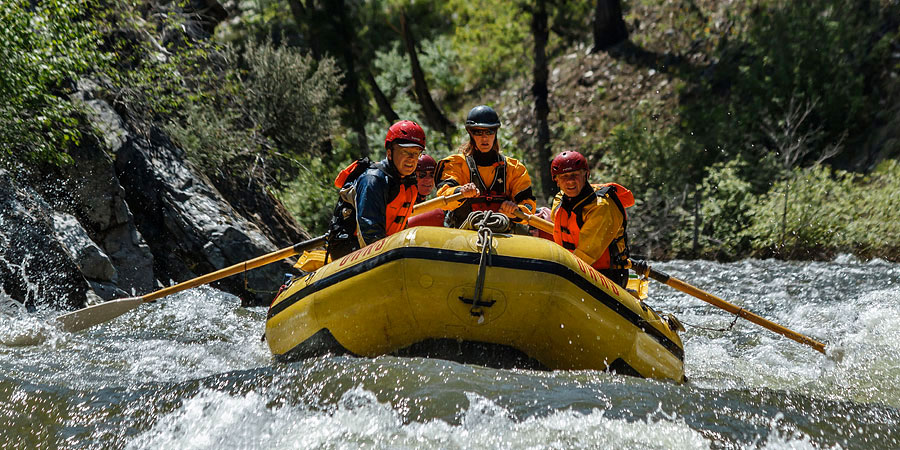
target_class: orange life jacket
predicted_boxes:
[553,183,633,270]
[384,185,416,235]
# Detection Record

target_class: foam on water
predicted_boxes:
[658,257,900,407]
[0,286,270,389]
[124,386,713,450]
[122,383,847,450]
[3,256,899,448]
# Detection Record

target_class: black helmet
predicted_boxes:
[465,105,501,130]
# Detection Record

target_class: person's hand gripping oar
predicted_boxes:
[512,208,827,354]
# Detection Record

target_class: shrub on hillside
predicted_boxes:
[166,40,342,188]
[682,0,895,172]
[746,161,900,260]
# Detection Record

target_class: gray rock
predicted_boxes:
[63,88,157,295]
[51,211,117,282]
[115,128,294,305]
[0,170,91,310]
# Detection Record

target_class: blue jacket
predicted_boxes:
[354,159,418,245]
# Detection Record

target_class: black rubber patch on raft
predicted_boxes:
[268,247,684,361]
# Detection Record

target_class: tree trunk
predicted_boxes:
[287,0,321,59]
[364,70,399,125]
[592,0,629,52]
[399,12,453,137]
[326,0,369,156]
[531,0,552,201]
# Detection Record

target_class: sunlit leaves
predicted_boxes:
[0,0,103,166]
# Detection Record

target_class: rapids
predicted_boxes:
[1,256,898,449]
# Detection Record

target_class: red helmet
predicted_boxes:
[550,151,588,178]
[417,154,437,173]
[385,120,426,150]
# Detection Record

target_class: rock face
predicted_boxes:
[0,81,308,310]
[0,171,92,310]
[115,127,296,305]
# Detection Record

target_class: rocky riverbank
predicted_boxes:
[1,80,308,311]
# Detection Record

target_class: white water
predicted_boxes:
[1,256,898,449]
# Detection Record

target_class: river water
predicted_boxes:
[1,256,898,449]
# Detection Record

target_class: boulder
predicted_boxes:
[0,170,91,310]
[115,127,295,305]
[60,84,158,296]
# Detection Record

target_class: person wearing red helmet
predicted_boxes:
[405,153,446,228]
[549,151,635,288]
[325,120,424,259]
[415,154,437,203]
[434,105,536,230]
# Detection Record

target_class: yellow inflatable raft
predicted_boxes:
[265,226,685,382]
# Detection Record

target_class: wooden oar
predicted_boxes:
[55,234,328,333]
[627,260,826,353]
[410,192,465,216]
[513,209,554,233]
[513,209,826,354]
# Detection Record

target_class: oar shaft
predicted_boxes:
[517,206,826,354]
[512,210,554,234]
[646,266,826,354]
[142,234,327,302]
[411,192,465,216]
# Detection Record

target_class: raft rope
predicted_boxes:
[461,210,510,233]
[470,218,495,320]
[242,262,281,295]
[680,311,741,333]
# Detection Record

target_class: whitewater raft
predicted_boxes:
[265,226,685,382]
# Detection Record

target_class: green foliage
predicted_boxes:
[598,102,697,194]
[279,153,353,235]
[98,5,220,127]
[165,40,342,188]
[746,161,900,259]
[442,0,530,90]
[678,158,756,258]
[683,0,889,169]
[0,0,103,166]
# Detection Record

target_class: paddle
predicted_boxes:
[410,192,465,216]
[627,260,826,353]
[55,234,328,333]
[512,209,827,354]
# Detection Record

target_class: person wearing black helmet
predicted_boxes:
[549,150,635,288]
[434,105,537,230]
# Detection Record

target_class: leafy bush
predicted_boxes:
[0,0,102,166]
[598,102,699,195]
[279,154,351,235]
[674,158,756,259]
[166,39,342,188]
[442,0,530,90]
[746,161,900,260]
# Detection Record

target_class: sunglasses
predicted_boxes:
[417,170,435,177]
[470,129,496,136]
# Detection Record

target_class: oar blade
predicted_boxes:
[55,297,145,333]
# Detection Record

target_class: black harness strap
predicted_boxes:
[464,154,507,196]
